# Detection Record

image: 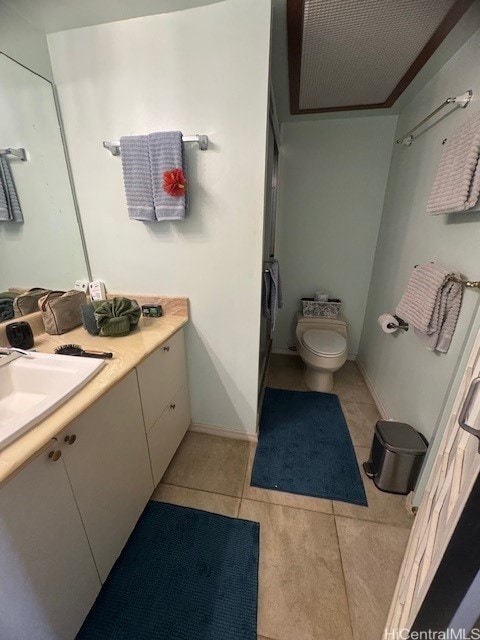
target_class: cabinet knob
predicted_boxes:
[48,450,62,462]
[163,345,170,352]
[64,434,77,445]
[170,403,176,410]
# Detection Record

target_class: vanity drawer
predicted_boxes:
[136,328,187,432]
[147,385,190,485]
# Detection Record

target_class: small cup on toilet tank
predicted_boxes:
[378,313,399,334]
[314,291,329,302]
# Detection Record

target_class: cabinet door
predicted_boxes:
[0,449,100,640]
[60,371,153,582]
[137,328,187,432]
[148,385,191,485]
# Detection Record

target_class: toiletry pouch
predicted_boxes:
[13,288,51,317]
[39,290,87,335]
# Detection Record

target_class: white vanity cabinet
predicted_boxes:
[0,448,101,640]
[136,328,191,484]
[58,370,154,582]
[0,326,191,639]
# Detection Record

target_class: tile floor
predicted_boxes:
[151,355,414,640]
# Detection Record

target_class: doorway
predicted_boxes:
[258,106,280,390]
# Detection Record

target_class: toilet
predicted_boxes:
[295,313,348,392]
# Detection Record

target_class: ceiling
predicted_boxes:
[4,0,480,123]
[3,0,225,33]
[287,0,475,114]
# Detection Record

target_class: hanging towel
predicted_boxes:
[0,157,23,222]
[120,135,156,221]
[262,259,283,330]
[426,110,480,215]
[148,131,187,221]
[395,263,463,353]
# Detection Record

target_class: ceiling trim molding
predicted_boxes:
[287,0,475,115]
[287,0,303,115]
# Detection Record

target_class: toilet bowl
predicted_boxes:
[295,313,348,392]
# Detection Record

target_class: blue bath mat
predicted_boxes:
[251,388,367,506]
[77,501,259,639]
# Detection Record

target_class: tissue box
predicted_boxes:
[301,298,342,318]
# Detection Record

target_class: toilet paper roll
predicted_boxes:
[378,314,399,334]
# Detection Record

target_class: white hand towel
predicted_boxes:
[426,110,480,215]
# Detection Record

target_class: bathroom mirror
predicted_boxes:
[0,52,90,317]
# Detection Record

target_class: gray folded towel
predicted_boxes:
[148,131,187,221]
[427,110,480,215]
[120,135,156,221]
[0,157,23,223]
[396,263,463,353]
[262,259,283,330]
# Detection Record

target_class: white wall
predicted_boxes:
[0,1,52,80]
[273,116,397,356]
[48,0,271,435]
[0,54,88,291]
[359,29,480,442]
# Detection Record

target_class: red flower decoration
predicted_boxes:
[163,168,187,197]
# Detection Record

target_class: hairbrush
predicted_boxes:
[55,344,113,359]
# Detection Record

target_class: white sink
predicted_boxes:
[0,352,105,450]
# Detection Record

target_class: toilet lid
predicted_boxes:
[302,330,346,356]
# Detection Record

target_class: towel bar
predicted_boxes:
[447,275,480,290]
[103,134,209,156]
[396,90,473,146]
[413,265,480,291]
[0,148,27,161]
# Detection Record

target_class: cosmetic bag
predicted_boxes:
[13,287,51,317]
[39,290,87,335]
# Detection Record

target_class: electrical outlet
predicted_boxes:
[74,280,89,294]
[89,281,107,301]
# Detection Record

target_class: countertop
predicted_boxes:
[0,313,188,486]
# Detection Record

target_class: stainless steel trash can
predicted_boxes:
[363,421,428,494]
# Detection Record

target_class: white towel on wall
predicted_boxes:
[426,110,480,215]
[395,262,463,353]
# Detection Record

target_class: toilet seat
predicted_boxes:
[302,329,347,357]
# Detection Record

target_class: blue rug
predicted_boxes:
[77,501,259,639]
[251,388,367,506]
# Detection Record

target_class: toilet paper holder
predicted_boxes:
[389,315,409,331]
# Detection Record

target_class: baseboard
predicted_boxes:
[272,347,356,361]
[356,359,389,419]
[189,422,258,443]
[271,347,298,356]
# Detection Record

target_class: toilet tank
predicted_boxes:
[295,313,348,341]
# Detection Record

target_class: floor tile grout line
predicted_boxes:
[340,399,378,407]
[238,449,252,517]
[244,494,333,515]
[332,510,414,529]
[333,513,356,640]
[240,443,253,501]
[242,495,338,521]
[160,480,243,501]
[157,481,413,528]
